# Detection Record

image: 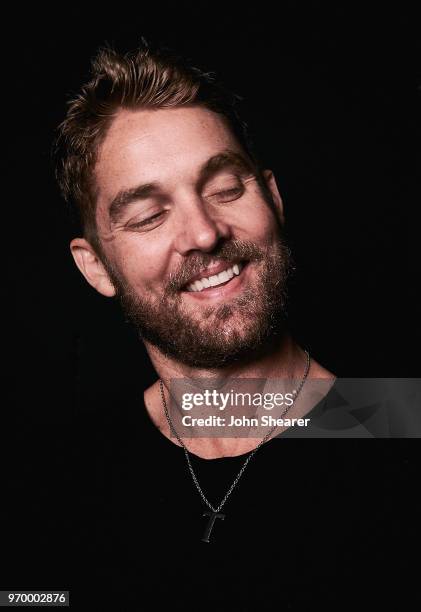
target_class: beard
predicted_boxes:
[102,235,293,369]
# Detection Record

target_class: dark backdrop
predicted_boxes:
[9,4,418,424]
[3,3,419,603]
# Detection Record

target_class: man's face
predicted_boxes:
[89,105,292,368]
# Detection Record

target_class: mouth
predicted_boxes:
[180,260,249,298]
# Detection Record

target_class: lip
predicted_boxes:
[182,259,244,288]
[180,262,250,300]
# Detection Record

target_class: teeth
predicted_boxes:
[186,262,243,292]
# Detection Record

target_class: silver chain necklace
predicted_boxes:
[159,349,310,542]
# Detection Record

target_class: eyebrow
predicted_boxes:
[107,149,255,224]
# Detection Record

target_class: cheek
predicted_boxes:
[107,237,169,289]
[237,204,278,243]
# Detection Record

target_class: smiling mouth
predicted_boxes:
[182,261,246,293]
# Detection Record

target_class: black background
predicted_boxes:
[4,3,419,606]
[10,4,418,414]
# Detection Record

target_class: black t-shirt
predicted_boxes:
[2,382,417,609]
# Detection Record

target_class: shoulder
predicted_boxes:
[309,356,335,379]
[143,379,168,434]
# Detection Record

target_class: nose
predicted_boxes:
[173,197,232,255]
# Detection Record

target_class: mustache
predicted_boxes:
[165,239,266,293]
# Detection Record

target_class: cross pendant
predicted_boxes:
[201,510,225,542]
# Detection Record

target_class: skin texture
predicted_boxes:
[70,105,334,458]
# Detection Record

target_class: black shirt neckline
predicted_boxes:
[139,377,339,463]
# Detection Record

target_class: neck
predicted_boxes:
[143,332,337,459]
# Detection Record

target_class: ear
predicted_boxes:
[262,169,285,225]
[70,238,116,297]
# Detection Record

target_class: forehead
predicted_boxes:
[94,106,243,210]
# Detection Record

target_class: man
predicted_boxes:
[56,42,334,458]
[53,42,391,608]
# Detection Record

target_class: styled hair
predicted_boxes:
[53,40,264,253]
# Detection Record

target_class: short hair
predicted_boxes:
[53,40,265,254]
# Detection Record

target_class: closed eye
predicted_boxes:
[127,211,165,230]
[207,187,244,202]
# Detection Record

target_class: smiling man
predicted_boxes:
[87,108,290,371]
[51,40,387,607]
[56,43,334,461]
